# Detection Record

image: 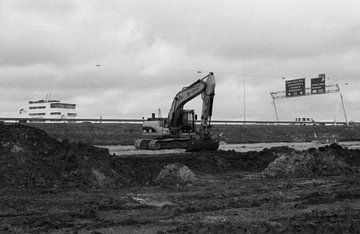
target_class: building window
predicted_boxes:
[29,106,46,109]
[50,103,76,109]
[67,113,77,117]
[29,113,46,116]
[50,112,61,115]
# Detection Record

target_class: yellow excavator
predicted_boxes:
[135,72,219,151]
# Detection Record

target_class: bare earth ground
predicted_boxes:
[1,172,359,233]
[27,123,360,145]
[1,124,360,233]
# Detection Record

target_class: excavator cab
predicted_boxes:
[179,109,195,133]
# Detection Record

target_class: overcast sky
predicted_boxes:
[1,0,359,121]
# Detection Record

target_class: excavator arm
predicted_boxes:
[200,72,215,130]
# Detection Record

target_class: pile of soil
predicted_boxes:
[262,144,357,178]
[0,124,126,189]
[155,163,196,186]
[112,148,281,185]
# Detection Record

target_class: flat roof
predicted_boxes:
[29,100,60,104]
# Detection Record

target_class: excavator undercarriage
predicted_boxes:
[135,137,190,150]
[135,133,219,151]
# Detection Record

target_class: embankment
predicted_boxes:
[25,123,360,145]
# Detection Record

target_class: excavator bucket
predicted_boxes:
[187,134,219,151]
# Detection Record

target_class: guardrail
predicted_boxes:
[0,117,356,126]
[0,117,143,124]
[210,120,354,126]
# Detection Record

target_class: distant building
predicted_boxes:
[19,99,77,120]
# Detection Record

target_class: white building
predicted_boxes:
[19,99,77,120]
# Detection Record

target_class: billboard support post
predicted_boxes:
[273,98,279,123]
[270,92,280,123]
[340,92,348,125]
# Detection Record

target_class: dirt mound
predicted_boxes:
[164,216,360,234]
[155,163,196,186]
[112,149,280,185]
[262,144,355,178]
[0,124,127,189]
[318,143,360,167]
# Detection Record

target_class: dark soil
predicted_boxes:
[1,124,360,233]
[112,148,281,185]
[0,124,124,189]
[26,123,360,145]
[2,124,360,188]
[262,144,360,178]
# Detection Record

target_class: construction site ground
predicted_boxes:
[1,171,360,233]
[27,123,360,145]
[1,124,360,233]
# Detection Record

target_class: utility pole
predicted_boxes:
[242,58,246,124]
[243,75,246,124]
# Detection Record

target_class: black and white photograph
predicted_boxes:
[0,0,360,233]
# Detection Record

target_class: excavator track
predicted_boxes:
[135,136,219,151]
[135,138,190,150]
[148,138,190,150]
[134,139,152,149]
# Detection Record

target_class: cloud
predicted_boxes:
[128,0,360,59]
[0,1,149,67]
[0,0,359,121]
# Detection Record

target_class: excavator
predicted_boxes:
[135,72,219,151]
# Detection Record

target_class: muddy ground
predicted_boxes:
[1,171,360,233]
[1,124,360,233]
[26,123,360,145]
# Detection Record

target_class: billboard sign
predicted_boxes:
[285,78,305,97]
[311,74,326,94]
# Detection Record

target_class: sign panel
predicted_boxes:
[311,75,326,94]
[285,78,305,97]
